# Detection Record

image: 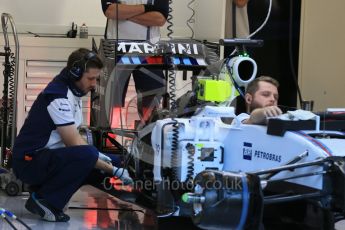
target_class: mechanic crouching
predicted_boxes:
[12,48,133,222]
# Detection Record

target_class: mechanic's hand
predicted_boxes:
[113,167,134,186]
[98,152,112,163]
[248,106,282,124]
[262,106,283,118]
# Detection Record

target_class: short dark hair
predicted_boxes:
[245,76,279,95]
[67,48,103,72]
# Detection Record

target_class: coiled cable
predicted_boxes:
[1,13,20,152]
[1,49,10,123]
[166,0,174,39]
[170,119,179,180]
[185,143,195,183]
[7,51,15,130]
[168,72,177,115]
[166,0,180,181]
[186,0,196,39]
[1,47,11,166]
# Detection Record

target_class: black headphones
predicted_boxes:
[69,51,97,81]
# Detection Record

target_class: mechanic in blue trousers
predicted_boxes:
[237,76,283,124]
[12,48,133,222]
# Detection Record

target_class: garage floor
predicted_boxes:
[0,185,157,230]
[0,185,344,230]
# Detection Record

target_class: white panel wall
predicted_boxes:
[193,0,226,41]
[298,0,345,110]
[0,0,209,38]
[0,0,106,35]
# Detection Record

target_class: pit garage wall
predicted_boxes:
[0,0,205,39]
[0,37,100,131]
[298,0,345,111]
[246,0,301,110]
[0,1,217,132]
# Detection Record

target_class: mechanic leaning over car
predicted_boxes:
[12,48,133,222]
[237,76,283,124]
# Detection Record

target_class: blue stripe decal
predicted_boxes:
[121,56,131,64]
[190,58,198,65]
[237,175,249,230]
[131,57,141,64]
[182,57,192,65]
[292,131,333,156]
[139,56,148,64]
[173,57,180,65]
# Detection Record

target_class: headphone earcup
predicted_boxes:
[69,65,83,80]
[69,51,95,80]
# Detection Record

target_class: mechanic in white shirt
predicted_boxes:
[13,48,132,222]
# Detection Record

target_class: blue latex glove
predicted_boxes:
[113,167,134,185]
[98,152,112,163]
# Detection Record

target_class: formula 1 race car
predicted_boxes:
[90,38,345,229]
[122,106,345,230]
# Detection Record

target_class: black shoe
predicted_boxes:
[25,192,70,222]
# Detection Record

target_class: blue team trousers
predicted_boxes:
[12,145,120,211]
